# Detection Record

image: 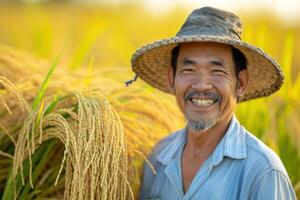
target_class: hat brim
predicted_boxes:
[131,36,284,102]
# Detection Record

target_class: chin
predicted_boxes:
[185,113,218,133]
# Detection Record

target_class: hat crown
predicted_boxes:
[176,7,242,40]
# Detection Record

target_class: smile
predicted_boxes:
[191,98,216,106]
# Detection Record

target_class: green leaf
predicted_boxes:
[18,139,58,199]
[2,139,57,200]
[31,42,66,111]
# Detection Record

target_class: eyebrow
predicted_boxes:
[210,60,225,67]
[182,58,196,65]
[181,57,225,67]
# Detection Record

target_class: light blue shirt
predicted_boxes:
[140,116,297,200]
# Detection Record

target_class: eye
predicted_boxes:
[179,68,195,73]
[211,69,226,74]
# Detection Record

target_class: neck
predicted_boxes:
[185,114,233,156]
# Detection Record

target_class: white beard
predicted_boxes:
[186,115,217,133]
[185,108,220,134]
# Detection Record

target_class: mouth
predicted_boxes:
[190,98,217,107]
[185,91,221,108]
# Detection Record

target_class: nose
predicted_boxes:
[191,75,213,91]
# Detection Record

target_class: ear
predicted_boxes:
[168,67,175,94]
[237,69,248,97]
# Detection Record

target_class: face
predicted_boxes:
[168,42,248,133]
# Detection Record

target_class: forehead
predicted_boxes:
[178,42,233,61]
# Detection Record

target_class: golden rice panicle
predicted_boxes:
[0,76,31,114]
[0,76,32,168]
[13,91,133,200]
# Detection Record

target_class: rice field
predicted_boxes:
[0,3,299,199]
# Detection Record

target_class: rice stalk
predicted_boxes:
[0,76,32,114]
[0,150,13,158]
[12,91,134,200]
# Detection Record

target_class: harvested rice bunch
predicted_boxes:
[1,76,133,199]
[0,45,185,199]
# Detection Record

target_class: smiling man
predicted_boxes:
[129,7,296,200]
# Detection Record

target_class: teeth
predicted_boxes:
[191,99,214,106]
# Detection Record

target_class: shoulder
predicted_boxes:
[240,127,292,186]
[147,128,184,163]
[236,127,296,198]
[139,129,185,197]
[243,130,296,199]
[245,130,287,173]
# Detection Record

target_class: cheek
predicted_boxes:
[174,76,191,94]
[212,77,237,112]
[212,75,236,95]
[212,72,236,93]
[174,77,192,112]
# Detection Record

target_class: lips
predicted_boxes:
[191,98,215,106]
[185,91,221,107]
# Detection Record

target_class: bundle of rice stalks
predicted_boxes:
[0,45,185,199]
[1,76,134,199]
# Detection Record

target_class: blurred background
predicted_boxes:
[0,0,299,198]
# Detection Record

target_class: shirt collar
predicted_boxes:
[156,115,247,166]
[211,115,247,167]
[156,128,187,166]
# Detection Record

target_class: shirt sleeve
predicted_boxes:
[250,169,297,200]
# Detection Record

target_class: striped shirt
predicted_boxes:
[140,116,297,200]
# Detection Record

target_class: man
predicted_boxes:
[129,7,297,199]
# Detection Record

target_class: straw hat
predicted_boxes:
[130,7,284,102]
